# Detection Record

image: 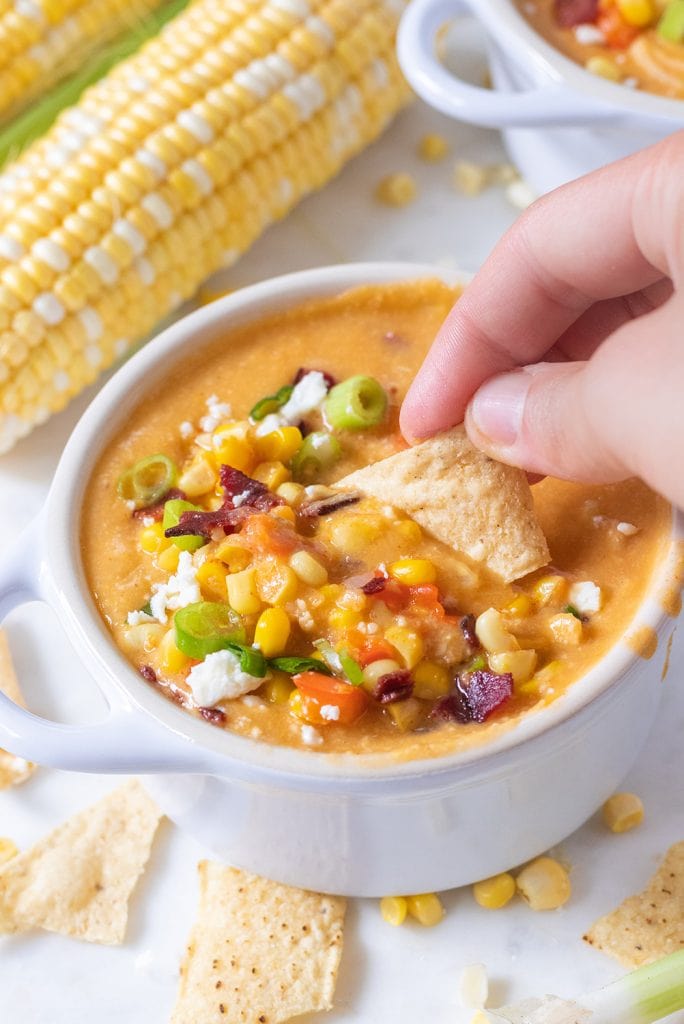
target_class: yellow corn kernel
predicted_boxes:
[122,622,166,656]
[178,453,217,497]
[616,0,655,25]
[276,481,305,505]
[328,517,384,554]
[453,159,490,196]
[157,544,181,573]
[602,792,645,833]
[0,837,19,865]
[395,518,422,544]
[489,649,537,686]
[519,659,562,699]
[387,697,424,732]
[516,857,571,911]
[254,426,303,463]
[261,672,295,705]
[473,872,516,910]
[384,625,424,669]
[389,558,437,586]
[254,607,291,658]
[140,522,167,554]
[328,606,362,631]
[289,550,328,587]
[252,460,290,490]
[533,575,569,607]
[158,629,191,675]
[376,172,418,207]
[212,435,255,474]
[255,561,298,606]
[504,594,533,617]
[475,608,519,654]
[320,583,343,603]
[362,658,402,692]
[214,539,251,573]
[338,588,368,612]
[380,895,408,926]
[270,504,296,525]
[585,55,622,81]
[412,660,451,700]
[213,421,251,443]
[289,689,324,726]
[406,893,445,927]
[226,567,262,616]
[418,133,449,162]
[549,612,583,646]
[196,559,229,602]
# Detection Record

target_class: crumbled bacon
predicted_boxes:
[132,488,186,521]
[374,671,414,704]
[293,367,336,389]
[299,491,362,518]
[431,669,513,724]
[200,706,227,725]
[460,613,480,650]
[431,691,469,724]
[361,575,388,595]
[165,465,284,539]
[139,664,157,683]
[554,0,599,26]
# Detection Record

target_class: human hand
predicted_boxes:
[400,132,684,509]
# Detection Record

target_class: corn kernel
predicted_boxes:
[261,672,294,704]
[254,607,291,658]
[475,608,519,654]
[585,55,622,81]
[504,594,533,617]
[602,792,644,833]
[288,688,324,725]
[406,892,445,926]
[270,504,296,524]
[387,697,424,732]
[548,612,583,646]
[395,518,422,544]
[376,172,418,207]
[276,481,305,505]
[178,453,217,497]
[533,575,569,607]
[616,0,655,25]
[473,872,516,909]
[289,550,328,587]
[122,622,166,656]
[380,895,408,926]
[197,559,229,601]
[252,460,290,490]
[384,625,424,669]
[320,583,343,603]
[254,426,303,463]
[158,629,191,675]
[213,420,251,442]
[255,561,298,605]
[489,649,537,686]
[212,434,255,474]
[362,658,402,691]
[328,606,362,631]
[157,544,181,573]
[412,660,451,700]
[516,857,571,910]
[0,837,19,865]
[329,517,383,553]
[418,133,449,162]
[214,539,251,573]
[453,160,490,196]
[520,659,562,699]
[226,567,262,616]
[389,558,437,586]
[140,522,167,554]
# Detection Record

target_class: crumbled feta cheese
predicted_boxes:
[294,598,315,632]
[149,550,201,623]
[179,420,194,439]
[254,371,328,435]
[241,694,264,708]
[187,650,265,706]
[199,394,232,432]
[458,963,489,1010]
[574,23,605,45]
[301,724,324,746]
[232,489,252,507]
[126,609,155,626]
[125,499,136,512]
[366,622,379,635]
[568,580,602,615]
[142,515,155,527]
[320,704,340,721]
[254,413,282,437]
[617,521,639,536]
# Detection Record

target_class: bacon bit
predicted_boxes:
[554,0,599,26]
[460,613,480,649]
[299,491,362,518]
[293,367,336,389]
[165,466,284,539]
[431,670,513,724]
[361,575,388,595]
[132,488,186,521]
[374,671,414,704]
[200,706,227,725]
[139,665,157,683]
[431,691,469,724]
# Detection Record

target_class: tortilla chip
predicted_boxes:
[171,862,346,1024]
[584,842,684,967]
[0,779,162,944]
[0,630,36,788]
[337,426,549,583]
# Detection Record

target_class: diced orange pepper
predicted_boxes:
[293,671,369,725]
[240,513,300,558]
[597,5,640,46]
[408,583,445,619]
[356,639,400,667]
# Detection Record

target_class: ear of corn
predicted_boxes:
[0,0,411,453]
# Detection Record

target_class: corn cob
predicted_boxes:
[0,0,168,128]
[0,0,411,453]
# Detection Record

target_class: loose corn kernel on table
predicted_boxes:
[0,97,683,1024]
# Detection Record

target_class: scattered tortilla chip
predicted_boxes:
[171,862,346,1024]
[0,779,162,944]
[338,425,549,583]
[584,841,684,967]
[0,630,36,788]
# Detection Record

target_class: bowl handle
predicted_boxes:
[0,521,213,774]
[398,0,613,128]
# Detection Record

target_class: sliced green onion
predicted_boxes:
[464,654,487,673]
[339,649,364,685]
[249,384,294,422]
[564,604,582,620]
[226,643,268,678]
[140,601,153,617]
[578,949,684,1024]
[162,498,205,552]
[290,432,342,482]
[117,454,178,510]
[658,0,684,42]
[313,639,364,685]
[174,602,245,660]
[269,656,333,676]
[324,375,388,431]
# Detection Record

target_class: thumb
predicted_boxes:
[464,297,684,503]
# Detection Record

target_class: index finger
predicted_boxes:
[400,134,683,441]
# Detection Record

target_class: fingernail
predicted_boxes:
[469,372,530,446]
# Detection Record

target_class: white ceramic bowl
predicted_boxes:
[0,262,680,896]
[398,0,684,193]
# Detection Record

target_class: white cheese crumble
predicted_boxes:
[186,649,265,707]
[458,963,489,1010]
[232,489,252,507]
[200,394,232,432]
[254,371,328,435]
[574,23,605,44]
[179,420,194,439]
[568,580,602,615]
[506,178,537,211]
[617,521,639,536]
[300,724,324,746]
[149,550,201,623]
[320,704,340,721]
[126,610,155,626]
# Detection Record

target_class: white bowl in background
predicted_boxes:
[0,262,680,896]
[398,0,683,193]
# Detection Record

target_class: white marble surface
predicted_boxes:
[0,101,682,1023]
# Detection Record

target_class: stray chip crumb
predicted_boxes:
[0,631,36,788]
[375,172,418,207]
